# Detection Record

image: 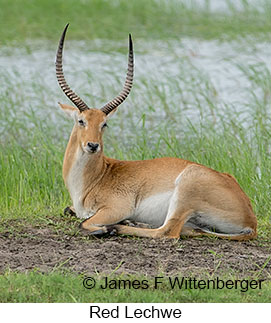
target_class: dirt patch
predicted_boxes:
[1,223,270,278]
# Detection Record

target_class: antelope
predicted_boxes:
[55,24,257,240]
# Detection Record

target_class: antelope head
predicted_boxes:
[56,24,134,155]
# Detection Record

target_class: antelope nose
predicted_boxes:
[87,142,99,152]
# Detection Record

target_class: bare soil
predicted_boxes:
[1,221,270,278]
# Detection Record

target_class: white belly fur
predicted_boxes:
[131,191,173,227]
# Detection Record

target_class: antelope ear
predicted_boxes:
[58,103,79,120]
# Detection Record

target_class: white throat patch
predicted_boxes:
[66,148,95,219]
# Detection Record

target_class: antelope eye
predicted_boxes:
[78,119,85,126]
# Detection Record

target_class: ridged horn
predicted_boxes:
[100,34,134,115]
[56,23,89,112]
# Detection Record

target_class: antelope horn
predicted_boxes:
[100,34,134,115]
[56,23,89,112]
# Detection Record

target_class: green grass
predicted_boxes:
[1,0,271,45]
[1,271,270,302]
[1,102,270,239]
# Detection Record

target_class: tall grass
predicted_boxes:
[0,0,270,234]
[0,0,271,45]
[0,58,271,223]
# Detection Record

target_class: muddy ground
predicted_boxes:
[0,221,270,279]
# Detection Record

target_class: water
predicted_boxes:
[0,37,270,145]
[192,0,261,12]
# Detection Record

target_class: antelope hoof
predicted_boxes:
[106,225,118,236]
[88,229,107,236]
[88,226,117,237]
[64,206,76,217]
[79,222,111,237]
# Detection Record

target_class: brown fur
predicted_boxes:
[60,104,257,240]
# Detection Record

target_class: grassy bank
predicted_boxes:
[1,271,270,302]
[1,98,271,239]
[0,0,271,45]
[1,55,271,237]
